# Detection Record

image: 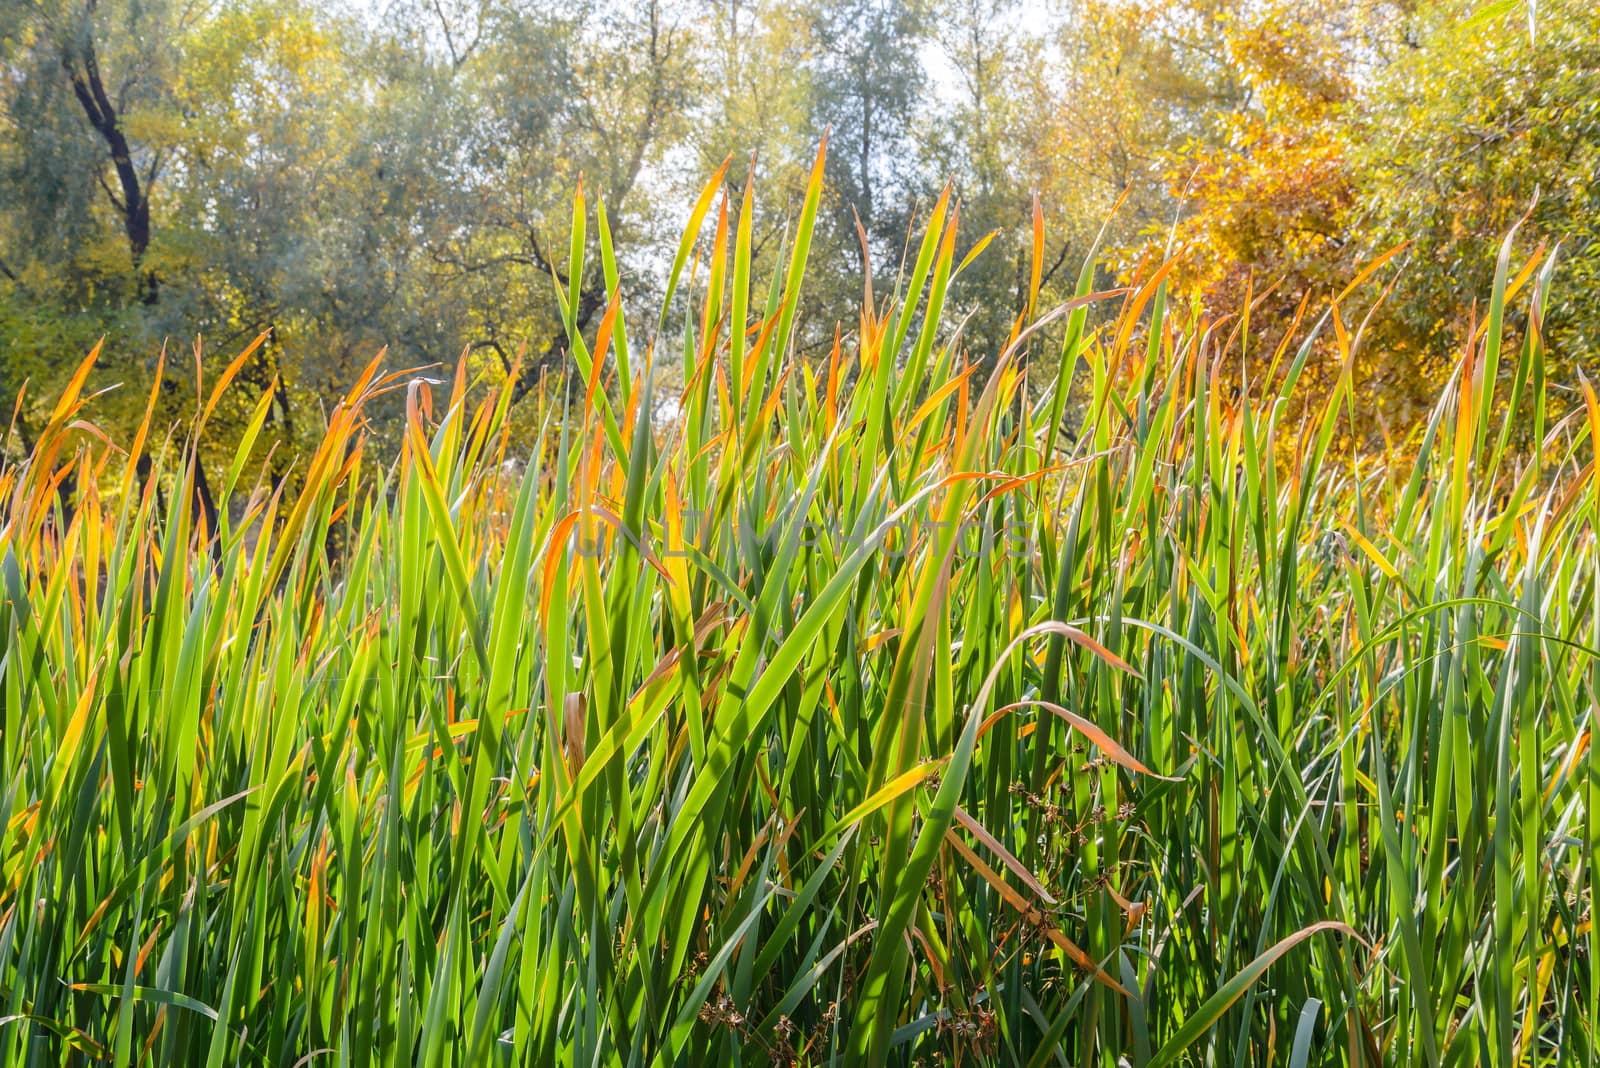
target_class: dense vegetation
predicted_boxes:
[2,0,1597,465]
[2,152,1595,1065]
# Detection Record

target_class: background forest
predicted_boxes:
[2,0,1598,470]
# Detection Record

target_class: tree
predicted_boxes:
[408,0,698,401]
[806,0,931,282]
[1161,1,1366,340]
[687,2,818,305]
[7,0,1591,461]
[920,0,1044,359]
[1357,0,1600,378]
[4,0,184,304]
[1,0,705,471]
[1,0,191,458]
[1140,0,1429,423]
[920,0,1251,365]
[920,0,1083,362]
[1152,0,1600,424]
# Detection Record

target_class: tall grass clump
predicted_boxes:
[2,146,1595,1066]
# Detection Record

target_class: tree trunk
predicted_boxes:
[62,28,158,304]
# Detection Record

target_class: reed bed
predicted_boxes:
[1,149,1595,1066]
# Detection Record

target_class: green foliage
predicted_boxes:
[5,0,1596,457]
[807,0,931,266]
[0,159,1593,1066]
[1357,0,1600,371]
[1152,0,1600,428]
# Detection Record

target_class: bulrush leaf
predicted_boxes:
[0,161,1585,1068]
